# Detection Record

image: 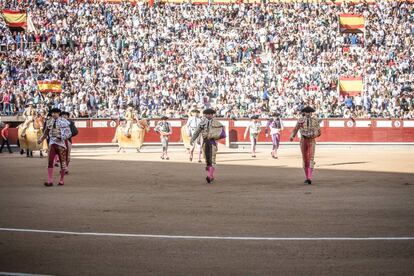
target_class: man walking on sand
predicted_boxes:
[290,106,321,185]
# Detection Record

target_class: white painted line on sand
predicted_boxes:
[0,273,53,276]
[0,228,413,241]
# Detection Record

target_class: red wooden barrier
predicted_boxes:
[5,119,414,145]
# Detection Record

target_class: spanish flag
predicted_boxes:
[212,0,238,4]
[38,81,62,93]
[339,77,363,96]
[2,9,27,28]
[339,14,364,33]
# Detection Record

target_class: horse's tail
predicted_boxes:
[112,127,118,143]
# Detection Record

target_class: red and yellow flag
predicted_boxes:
[339,77,363,96]
[212,0,235,4]
[192,0,209,4]
[2,9,27,28]
[37,81,62,93]
[339,14,364,33]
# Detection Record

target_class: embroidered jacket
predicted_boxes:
[190,118,223,143]
[46,117,71,148]
[155,121,172,135]
[291,116,321,139]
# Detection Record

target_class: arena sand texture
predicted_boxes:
[0,145,413,276]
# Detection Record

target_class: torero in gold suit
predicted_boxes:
[290,106,321,185]
[124,105,137,137]
[21,102,37,137]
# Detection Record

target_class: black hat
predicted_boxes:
[301,106,315,113]
[190,109,200,113]
[61,111,70,116]
[203,108,216,115]
[160,116,169,120]
[251,115,259,119]
[50,108,61,114]
[272,112,280,117]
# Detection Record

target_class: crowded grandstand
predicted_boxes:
[0,0,413,119]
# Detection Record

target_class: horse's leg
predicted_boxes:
[40,150,44,158]
[18,139,24,155]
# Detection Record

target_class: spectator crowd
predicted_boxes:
[0,0,413,119]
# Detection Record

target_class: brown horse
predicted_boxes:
[18,116,47,157]
[112,119,150,152]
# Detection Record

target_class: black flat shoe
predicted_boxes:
[44,182,53,187]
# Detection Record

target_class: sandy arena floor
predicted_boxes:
[0,144,413,275]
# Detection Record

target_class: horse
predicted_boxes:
[17,116,48,157]
[181,126,191,151]
[112,119,150,152]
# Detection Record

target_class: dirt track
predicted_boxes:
[0,145,413,275]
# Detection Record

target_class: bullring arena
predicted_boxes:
[1,0,414,274]
[1,141,414,275]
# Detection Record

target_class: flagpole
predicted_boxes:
[337,14,340,98]
[362,16,366,97]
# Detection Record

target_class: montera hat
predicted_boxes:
[301,106,315,113]
[203,108,216,115]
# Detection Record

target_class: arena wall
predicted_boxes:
[6,119,414,146]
